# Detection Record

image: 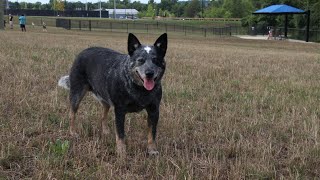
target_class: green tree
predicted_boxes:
[34,2,42,10]
[172,2,186,17]
[41,3,52,10]
[223,0,251,18]
[203,7,227,18]
[159,0,177,12]
[146,4,156,17]
[0,0,3,30]
[20,2,28,9]
[184,0,200,17]
[50,0,63,10]
[131,1,147,12]
[310,1,320,29]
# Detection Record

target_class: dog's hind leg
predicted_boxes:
[69,110,78,137]
[101,103,110,135]
[69,84,88,136]
[114,107,126,157]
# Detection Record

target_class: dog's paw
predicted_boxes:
[148,150,159,156]
[116,141,127,158]
[69,130,79,138]
[101,127,110,135]
[147,143,159,156]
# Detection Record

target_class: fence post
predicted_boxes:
[306,10,310,42]
[89,20,91,31]
[146,24,148,34]
[79,20,81,30]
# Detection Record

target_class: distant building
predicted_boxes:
[104,9,139,19]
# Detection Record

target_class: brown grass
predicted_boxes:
[0,27,320,179]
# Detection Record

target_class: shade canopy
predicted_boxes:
[252,4,310,42]
[253,4,305,15]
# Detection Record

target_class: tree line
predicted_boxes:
[5,0,320,29]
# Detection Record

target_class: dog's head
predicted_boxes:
[128,33,167,91]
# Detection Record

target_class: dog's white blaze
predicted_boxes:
[144,46,151,54]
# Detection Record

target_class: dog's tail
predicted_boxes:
[58,75,70,90]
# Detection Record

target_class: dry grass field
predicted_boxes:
[0,27,320,179]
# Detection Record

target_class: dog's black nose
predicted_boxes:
[145,71,154,79]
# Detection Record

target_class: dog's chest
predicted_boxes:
[125,91,158,112]
[126,103,145,113]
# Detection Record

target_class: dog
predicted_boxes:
[58,33,167,156]
[42,22,47,32]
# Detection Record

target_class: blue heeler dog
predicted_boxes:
[58,33,167,156]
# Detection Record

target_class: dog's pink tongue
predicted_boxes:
[143,78,155,91]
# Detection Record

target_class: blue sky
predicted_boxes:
[14,0,158,4]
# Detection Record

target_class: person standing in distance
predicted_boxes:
[9,14,13,29]
[19,14,26,32]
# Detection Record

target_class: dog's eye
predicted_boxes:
[152,58,164,67]
[137,58,145,63]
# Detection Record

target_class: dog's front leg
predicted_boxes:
[114,107,126,157]
[146,105,159,156]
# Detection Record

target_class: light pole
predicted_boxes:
[6,0,9,16]
[113,0,116,19]
[99,0,101,18]
[53,0,56,16]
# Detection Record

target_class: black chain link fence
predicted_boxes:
[248,25,320,42]
[13,16,318,42]
[55,18,237,37]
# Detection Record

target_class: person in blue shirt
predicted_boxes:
[19,14,26,32]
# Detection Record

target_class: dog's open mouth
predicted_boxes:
[136,71,156,91]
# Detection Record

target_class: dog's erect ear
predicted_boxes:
[128,33,141,56]
[154,33,167,57]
